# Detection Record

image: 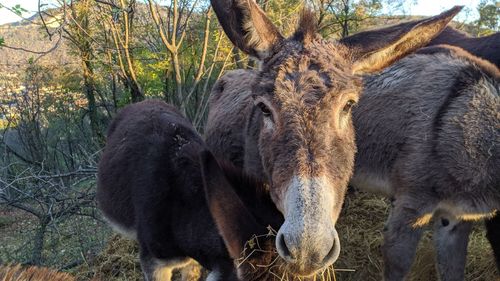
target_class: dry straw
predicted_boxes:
[75,191,499,280]
[235,226,353,281]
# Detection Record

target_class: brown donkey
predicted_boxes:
[97,100,294,280]
[0,264,75,281]
[205,0,461,276]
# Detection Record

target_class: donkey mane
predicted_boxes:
[417,44,500,80]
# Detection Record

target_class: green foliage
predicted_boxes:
[476,0,499,33]
[0,36,4,47]
[11,4,27,16]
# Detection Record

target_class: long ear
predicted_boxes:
[210,0,283,60]
[200,150,265,259]
[341,6,463,74]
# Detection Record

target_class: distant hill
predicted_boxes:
[0,12,73,77]
[0,8,488,82]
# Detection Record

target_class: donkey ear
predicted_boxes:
[200,150,263,259]
[211,0,283,60]
[341,6,463,74]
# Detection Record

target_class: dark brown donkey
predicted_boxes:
[205,0,461,276]
[428,26,499,66]
[97,100,285,280]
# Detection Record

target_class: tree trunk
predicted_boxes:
[82,59,101,140]
[232,47,244,69]
[31,218,47,265]
[111,73,118,112]
[127,74,144,103]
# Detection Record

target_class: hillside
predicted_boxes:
[0,13,73,76]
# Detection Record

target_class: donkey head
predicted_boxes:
[211,0,461,276]
[200,150,283,280]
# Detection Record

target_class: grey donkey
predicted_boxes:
[205,0,463,278]
[350,45,499,281]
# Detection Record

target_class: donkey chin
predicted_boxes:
[275,175,341,276]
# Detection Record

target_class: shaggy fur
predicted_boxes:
[0,264,75,281]
[97,100,283,281]
[352,51,499,281]
[420,28,500,276]
[206,2,460,276]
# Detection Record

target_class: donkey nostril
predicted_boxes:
[320,233,341,266]
[278,233,292,259]
[322,240,337,265]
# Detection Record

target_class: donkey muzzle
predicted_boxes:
[275,175,341,276]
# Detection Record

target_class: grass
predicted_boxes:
[75,191,499,280]
[0,216,16,229]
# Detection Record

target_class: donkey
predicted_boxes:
[205,0,462,275]
[428,26,499,67]
[0,264,75,281]
[350,44,499,280]
[342,23,500,276]
[428,29,500,273]
[97,100,290,280]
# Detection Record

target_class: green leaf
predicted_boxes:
[0,37,4,47]
[12,4,28,16]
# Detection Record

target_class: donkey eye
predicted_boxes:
[343,100,356,113]
[257,102,272,117]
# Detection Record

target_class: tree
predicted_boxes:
[476,0,499,34]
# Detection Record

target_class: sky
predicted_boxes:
[0,0,483,26]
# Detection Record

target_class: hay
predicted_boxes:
[75,235,142,281]
[236,226,344,281]
[334,190,499,281]
[74,235,204,281]
[78,191,499,280]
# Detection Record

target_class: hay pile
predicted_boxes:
[75,235,203,281]
[334,191,499,281]
[79,191,499,280]
[75,235,142,281]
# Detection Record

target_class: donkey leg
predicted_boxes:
[206,262,238,281]
[140,249,191,281]
[382,201,425,281]
[140,251,165,281]
[433,214,472,281]
[485,214,500,273]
